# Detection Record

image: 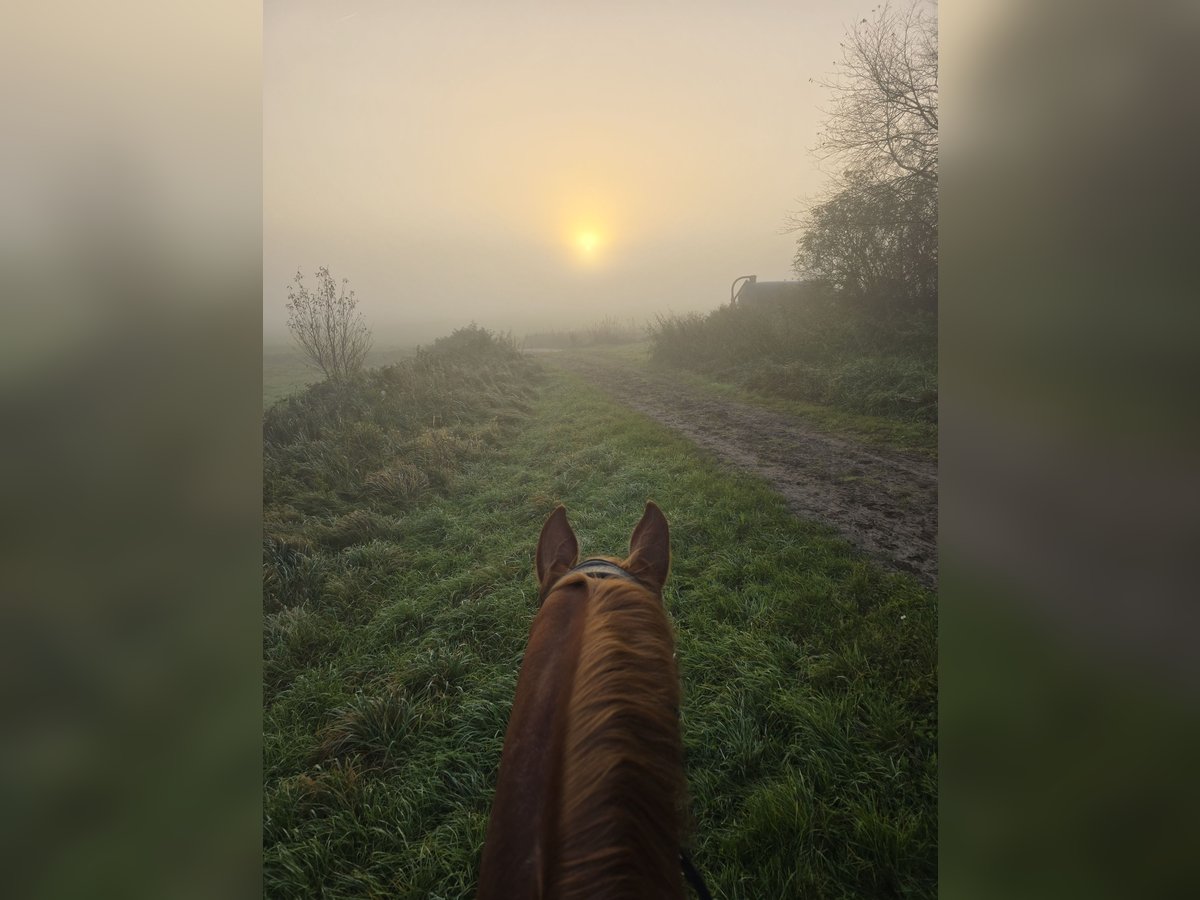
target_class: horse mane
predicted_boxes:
[550,573,686,899]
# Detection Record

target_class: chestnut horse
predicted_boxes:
[477,502,687,900]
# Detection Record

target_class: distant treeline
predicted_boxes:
[648,298,936,425]
[521,316,644,350]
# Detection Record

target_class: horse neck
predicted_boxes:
[479,578,685,900]
[553,579,686,899]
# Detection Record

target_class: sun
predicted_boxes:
[576,231,601,255]
[562,217,609,265]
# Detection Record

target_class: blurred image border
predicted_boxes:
[4,1,1198,897]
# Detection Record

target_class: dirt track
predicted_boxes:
[545,353,938,589]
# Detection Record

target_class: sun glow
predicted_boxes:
[570,227,606,264]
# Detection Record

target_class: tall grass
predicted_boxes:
[264,326,536,513]
[647,298,937,424]
[263,325,539,613]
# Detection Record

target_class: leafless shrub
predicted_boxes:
[286,266,372,383]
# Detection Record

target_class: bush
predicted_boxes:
[286,267,373,383]
[647,300,936,423]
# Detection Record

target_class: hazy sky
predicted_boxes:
[265,0,870,343]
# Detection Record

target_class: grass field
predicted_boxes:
[263,343,417,407]
[263,329,937,898]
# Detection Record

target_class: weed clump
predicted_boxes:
[317,692,419,767]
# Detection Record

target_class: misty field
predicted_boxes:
[263,328,936,898]
[263,343,417,407]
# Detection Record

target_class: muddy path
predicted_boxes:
[543,352,938,589]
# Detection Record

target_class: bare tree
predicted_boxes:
[285,267,372,383]
[789,1,938,306]
[816,1,938,189]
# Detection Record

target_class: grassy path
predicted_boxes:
[558,342,937,458]
[544,349,939,589]
[264,365,937,899]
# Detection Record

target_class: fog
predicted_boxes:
[265,0,860,344]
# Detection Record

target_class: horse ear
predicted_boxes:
[625,501,671,594]
[536,505,579,600]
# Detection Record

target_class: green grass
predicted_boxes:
[263,331,937,898]
[574,342,936,458]
[647,299,937,429]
